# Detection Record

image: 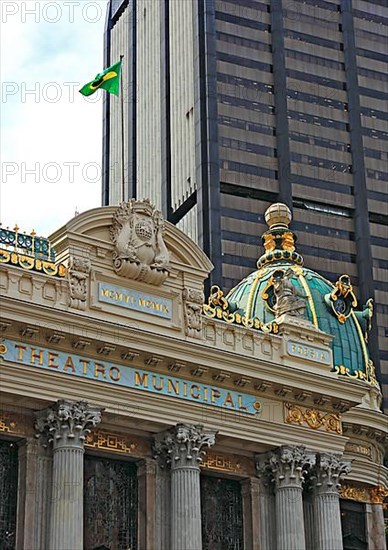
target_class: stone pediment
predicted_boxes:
[50,203,213,275]
[47,201,212,340]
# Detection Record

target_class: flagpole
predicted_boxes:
[120,54,125,203]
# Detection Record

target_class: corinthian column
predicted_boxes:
[35,400,102,550]
[270,445,314,550]
[155,423,217,550]
[310,453,351,550]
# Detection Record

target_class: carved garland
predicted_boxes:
[285,403,342,434]
[183,288,204,339]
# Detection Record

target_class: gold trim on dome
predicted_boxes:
[282,231,295,252]
[203,304,278,334]
[263,233,276,252]
[284,403,342,434]
[291,267,318,328]
[351,311,371,376]
[246,271,262,319]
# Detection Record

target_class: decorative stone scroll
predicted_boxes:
[110,199,170,285]
[183,288,204,338]
[68,256,91,310]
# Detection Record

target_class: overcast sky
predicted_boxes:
[1,0,110,239]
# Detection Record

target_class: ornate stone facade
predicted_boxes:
[0,201,386,550]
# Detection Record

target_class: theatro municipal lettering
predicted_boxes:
[98,282,173,319]
[0,340,262,415]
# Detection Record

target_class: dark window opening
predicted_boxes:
[84,455,138,550]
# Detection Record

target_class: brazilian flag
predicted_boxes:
[79,60,122,97]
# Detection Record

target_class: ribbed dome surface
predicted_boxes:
[204,203,376,387]
[226,262,371,381]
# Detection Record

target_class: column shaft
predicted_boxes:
[303,495,315,550]
[369,504,387,550]
[258,485,275,550]
[49,445,84,550]
[276,486,306,550]
[171,466,202,550]
[155,465,171,550]
[314,492,343,550]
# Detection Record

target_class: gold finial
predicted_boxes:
[264,203,292,229]
[14,224,19,232]
[31,229,36,237]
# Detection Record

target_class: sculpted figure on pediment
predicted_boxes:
[110,199,170,285]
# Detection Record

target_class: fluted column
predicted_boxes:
[255,455,276,550]
[270,446,314,550]
[310,453,351,550]
[155,423,217,550]
[154,459,171,550]
[35,400,102,550]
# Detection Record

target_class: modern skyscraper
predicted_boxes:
[102,0,388,409]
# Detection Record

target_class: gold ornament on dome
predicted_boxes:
[263,233,276,252]
[282,231,295,252]
[207,285,229,310]
[264,203,292,228]
[327,274,358,324]
[285,403,342,434]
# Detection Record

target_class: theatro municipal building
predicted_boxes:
[0,200,387,550]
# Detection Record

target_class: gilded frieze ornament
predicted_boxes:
[370,485,388,505]
[85,430,150,456]
[340,484,371,503]
[285,403,342,434]
[110,199,170,285]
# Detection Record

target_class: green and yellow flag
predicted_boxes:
[79,60,122,97]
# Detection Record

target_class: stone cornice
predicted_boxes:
[1,300,369,411]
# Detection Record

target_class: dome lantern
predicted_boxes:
[257,203,303,269]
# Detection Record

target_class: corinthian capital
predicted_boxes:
[270,445,314,489]
[153,423,217,469]
[35,399,103,450]
[311,453,352,494]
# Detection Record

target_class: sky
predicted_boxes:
[0,0,110,239]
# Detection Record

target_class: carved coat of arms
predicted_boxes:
[110,199,170,285]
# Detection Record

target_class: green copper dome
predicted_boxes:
[204,203,377,386]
